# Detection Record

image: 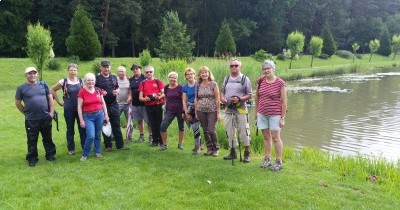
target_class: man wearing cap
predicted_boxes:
[127,63,152,143]
[116,66,132,141]
[15,67,57,167]
[95,60,127,151]
[220,58,252,163]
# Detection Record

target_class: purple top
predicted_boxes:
[165,84,183,114]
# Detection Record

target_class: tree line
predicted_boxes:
[2,0,400,58]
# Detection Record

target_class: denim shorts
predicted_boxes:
[256,113,281,131]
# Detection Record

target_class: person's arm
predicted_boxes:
[15,99,24,114]
[77,98,85,128]
[279,85,287,127]
[182,92,188,114]
[127,88,132,105]
[50,82,64,106]
[220,85,227,104]
[214,82,220,120]
[101,95,109,123]
[48,93,55,118]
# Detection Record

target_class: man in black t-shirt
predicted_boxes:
[95,60,127,151]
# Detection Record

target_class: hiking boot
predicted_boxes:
[192,146,201,155]
[148,135,153,145]
[243,151,251,163]
[260,157,272,168]
[271,160,283,171]
[178,144,184,150]
[105,147,112,152]
[212,150,219,157]
[138,135,145,143]
[159,144,168,151]
[204,150,213,156]
[80,156,87,161]
[95,153,103,158]
[223,150,237,160]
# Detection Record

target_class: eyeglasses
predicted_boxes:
[263,67,272,71]
[230,64,239,68]
[185,73,194,76]
[145,71,153,74]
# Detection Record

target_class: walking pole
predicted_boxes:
[235,113,243,162]
[230,113,235,166]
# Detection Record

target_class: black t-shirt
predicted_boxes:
[95,74,119,105]
[129,74,146,106]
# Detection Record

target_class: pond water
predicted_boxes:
[251,72,400,161]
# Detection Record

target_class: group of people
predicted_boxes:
[15,58,287,171]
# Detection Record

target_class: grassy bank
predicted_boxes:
[1,56,399,209]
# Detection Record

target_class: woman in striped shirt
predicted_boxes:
[256,60,287,171]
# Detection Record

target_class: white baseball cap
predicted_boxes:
[25,67,38,74]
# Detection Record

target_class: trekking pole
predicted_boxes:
[230,113,236,166]
[235,113,243,162]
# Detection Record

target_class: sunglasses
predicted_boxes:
[145,71,153,74]
[230,64,239,68]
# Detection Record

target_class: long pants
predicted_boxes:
[119,103,132,140]
[82,111,104,157]
[145,105,163,145]
[64,108,85,152]
[25,116,56,163]
[224,113,251,148]
[196,111,219,152]
[103,103,124,149]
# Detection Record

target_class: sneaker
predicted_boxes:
[178,144,184,150]
[192,146,201,155]
[68,151,75,155]
[95,153,103,158]
[28,162,36,167]
[212,150,219,157]
[80,156,87,161]
[148,135,153,145]
[150,142,158,147]
[243,151,251,163]
[138,135,144,143]
[204,150,213,156]
[260,157,272,168]
[223,150,237,160]
[271,160,283,171]
[159,144,168,151]
[46,156,56,161]
[105,147,112,152]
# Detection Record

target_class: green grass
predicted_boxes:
[1,56,399,209]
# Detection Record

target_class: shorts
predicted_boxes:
[131,105,148,123]
[256,113,281,131]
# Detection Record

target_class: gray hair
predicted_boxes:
[230,58,241,66]
[83,72,96,83]
[262,60,276,71]
[168,71,178,79]
[144,66,154,72]
[67,63,78,71]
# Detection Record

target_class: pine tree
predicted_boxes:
[65,5,101,61]
[378,26,391,56]
[321,26,336,57]
[157,11,195,62]
[215,20,236,57]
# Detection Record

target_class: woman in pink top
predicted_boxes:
[256,60,287,171]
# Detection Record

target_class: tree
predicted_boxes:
[378,26,391,56]
[321,26,336,57]
[26,22,53,81]
[157,11,195,61]
[309,36,323,67]
[215,20,236,57]
[392,34,400,60]
[286,31,305,69]
[368,39,380,62]
[352,43,360,63]
[65,5,101,61]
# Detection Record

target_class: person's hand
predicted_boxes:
[104,115,110,123]
[49,111,54,118]
[230,96,240,104]
[279,118,285,128]
[221,97,227,104]
[80,121,85,128]
[112,89,119,96]
[103,90,108,96]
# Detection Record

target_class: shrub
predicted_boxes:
[47,59,60,70]
[139,49,152,67]
[356,54,363,59]
[319,53,330,59]
[251,49,272,62]
[158,59,187,83]
[336,50,354,59]
[276,53,286,60]
[68,55,80,64]
[92,62,100,74]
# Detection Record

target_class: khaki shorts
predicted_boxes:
[224,113,250,147]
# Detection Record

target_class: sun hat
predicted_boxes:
[25,67,38,74]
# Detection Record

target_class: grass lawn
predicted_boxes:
[0,56,399,209]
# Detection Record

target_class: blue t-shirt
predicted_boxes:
[15,82,50,120]
[182,83,196,104]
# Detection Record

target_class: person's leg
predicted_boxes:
[25,119,40,165]
[177,114,185,148]
[40,116,56,160]
[237,114,251,162]
[146,106,160,146]
[257,113,272,168]
[223,113,236,149]
[64,106,76,153]
[75,111,86,150]
[109,103,125,149]
[160,111,174,147]
[196,111,212,154]
[94,111,104,155]
[206,112,219,156]
[83,113,95,157]
[269,116,283,163]
[152,106,163,146]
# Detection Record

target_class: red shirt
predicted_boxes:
[257,77,285,116]
[78,88,103,113]
[138,79,164,106]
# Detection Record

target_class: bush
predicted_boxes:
[336,50,354,59]
[139,49,152,67]
[355,54,363,59]
[276,53,286,60]
[251,49,272,62]
[92,62,100,74]
[319,53,330,59]
[158,59,187,83]
[68,55,80,64]
[47,59,61,71]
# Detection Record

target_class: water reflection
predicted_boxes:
[281,73,400,161]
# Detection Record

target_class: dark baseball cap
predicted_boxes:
[130,63,142,70]
[100,60,110,66]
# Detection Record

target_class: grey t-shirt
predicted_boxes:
[15,82,50,120]
[222,74,252,114]
[117,78,130,104]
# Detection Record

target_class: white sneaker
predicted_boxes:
[80,156,87,161]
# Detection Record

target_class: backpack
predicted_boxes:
[222,74,248,95]
[62,78,83,98]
